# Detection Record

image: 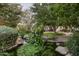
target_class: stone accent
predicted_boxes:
[55,46,68,55]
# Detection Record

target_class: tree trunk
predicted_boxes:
[53,26,57,32]
[49,26,53,31]
[53,28,56,32]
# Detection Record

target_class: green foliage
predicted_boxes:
[17,43,42,56]
[17,23,44,56]
[0,26,18,50]
[0,51,10,56]
[0,51,17,56]
[18,15,44,56]
[18,28,30,37]
[29,23,44,46]
[0,49,17,56]
[17,42,57,56]
[41,44,57,56]
[28,32,44,46]
[66,32,79,56]
[17,23,31,36]
[0,4,22,27]
[31,3,79,30]
[31,4,60,31]
[35,42,57,56]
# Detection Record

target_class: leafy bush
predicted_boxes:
[41,42,57,56]
[18,28,30,37]
[28,32,44,46]
[17,43,42,56]
[0,26,18,50]
[0,49,17,56]
[35,42,62,56]
[17,24,44,56]
[17,27,43,56]
[66,32,79,56]
[41,49,56,56]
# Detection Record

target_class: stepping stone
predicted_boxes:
[55,46,68,55]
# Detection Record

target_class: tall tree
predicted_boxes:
[31,3,60,32]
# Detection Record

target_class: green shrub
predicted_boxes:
[41,49,55,56]
[0,50,17,56]
[17,43,41,56]
[41,42,57,56]
[66,32,79,56]
[35,42,62,56]
[18,28,30,37]
[0,26,18,50]
[28,32,44,46]
[0,51,10,56]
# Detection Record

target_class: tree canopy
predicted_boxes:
[0,4,22,27]
[31,3,79,31]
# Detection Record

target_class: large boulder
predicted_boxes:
[55,46,68,55]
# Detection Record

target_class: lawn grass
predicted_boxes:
[43,32,64,38]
